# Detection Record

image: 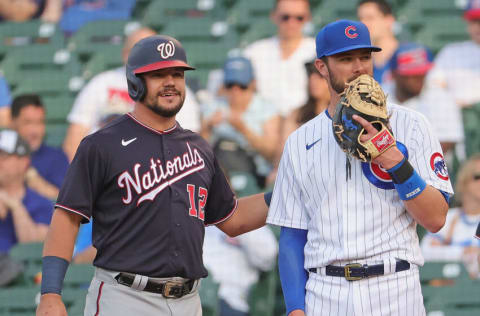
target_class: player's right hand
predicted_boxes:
[36,294,67,316]
[288,309,306,316]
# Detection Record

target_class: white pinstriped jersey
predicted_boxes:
[267,103,454,269]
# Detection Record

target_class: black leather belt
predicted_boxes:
[309,260,410,281]
[114,273,195,298]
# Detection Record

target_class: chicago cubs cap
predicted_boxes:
[223,56,254,86]
[128,35,195,74]
[390,43,433,76]
[0,129,30,156]
[315,20,381,58]
[464,0,480,20]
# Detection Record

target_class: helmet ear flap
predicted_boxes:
[126,68,146,101]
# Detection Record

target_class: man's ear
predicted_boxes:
[315,58,329,79]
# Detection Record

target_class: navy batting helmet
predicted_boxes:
[126,35,195,101]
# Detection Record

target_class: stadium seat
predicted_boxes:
[414,16,469,53]
[13,71,84,97]
[249,269,278,316]
[9,242,43,266]
[0,21,64,59]
[43,95,76,123]
[239,18,277,47]
[312,0,357,27]
[67,20,134,61]
[0,45,81,89]
[397,0,464,32]
[142,0,216,31]
[64,264,95,288]
[461,103,480,159]
[0,287,39,314]
[199,274,220,316]
[227,0,275,32]
[45,122,69,148]
[229,171,261,197]
[82,45,123,80]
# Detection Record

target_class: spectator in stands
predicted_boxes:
[0,74,12,127]
[421,154,480,277]
[203,225,278,316]
[63,27,201,161]
[281,61,330,143]
[0,0,44,21]
[426,0,480,109]
[39,0,136,34]
[384,43,464,155]
[357,0,398,84]
[11,94,69,200]
[0,130,53,254]
[243,0,315,116]
[200,56,281,185]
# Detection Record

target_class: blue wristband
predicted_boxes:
[264,191,273,207]
[41,256,69,295]
[393,169,426,200]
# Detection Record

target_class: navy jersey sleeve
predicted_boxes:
[55,137,106,223]
[204,158,237,225]
[476,222,480,240]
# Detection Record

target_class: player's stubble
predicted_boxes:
[144,86,185,118]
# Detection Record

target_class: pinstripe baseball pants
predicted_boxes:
[305,264,425,316]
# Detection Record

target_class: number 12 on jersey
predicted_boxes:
[187,184,208,221]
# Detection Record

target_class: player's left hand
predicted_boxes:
[352,114,404,169]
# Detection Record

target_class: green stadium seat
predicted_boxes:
[199,274,220,316]
[45,122,69,148]
[229,171,261,197]
[0,45,81,89]
[43,95,75,123]
[312,0,357,27]
[398,0,464,32]
[0,21,64,59]
[461,102,480,159]
[142,0,215,31]
[414,16,469,54]
[0,287,39,314]
[239,18,277,47]
[64,264,95,288]
[9,242,43,266]
[67,20,134,61]
[82,45,123,80]
[249,269,278,316]
[227,0,275,31]
[13,71,84,98]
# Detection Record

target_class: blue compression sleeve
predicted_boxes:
[279,227,308,314]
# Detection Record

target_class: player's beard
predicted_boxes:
[144,89,185,118]
[328,69,363,94]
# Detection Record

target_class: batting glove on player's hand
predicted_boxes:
[332,74,395,162]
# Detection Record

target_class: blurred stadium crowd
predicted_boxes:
[0,0,479,315]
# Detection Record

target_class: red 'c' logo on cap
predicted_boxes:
[345,26,358,39]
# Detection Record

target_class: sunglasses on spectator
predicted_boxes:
[280,14,305,22]
[473,173,480,181]
[225,83,249,90]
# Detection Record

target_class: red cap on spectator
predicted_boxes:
[464,0,480,20]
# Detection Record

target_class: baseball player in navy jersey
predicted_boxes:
[267,20,453,316]
[36,35,272,316]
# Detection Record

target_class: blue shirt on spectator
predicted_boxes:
[0,76,12,108]
[0,188,54,253]
[59,0,136,33]
[31,143,69,189]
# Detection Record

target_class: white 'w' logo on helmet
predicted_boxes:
[157,41,175,59]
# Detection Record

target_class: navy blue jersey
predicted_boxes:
[56,114,237,279]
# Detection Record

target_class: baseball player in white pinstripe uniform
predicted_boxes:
[267,20,453,316]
